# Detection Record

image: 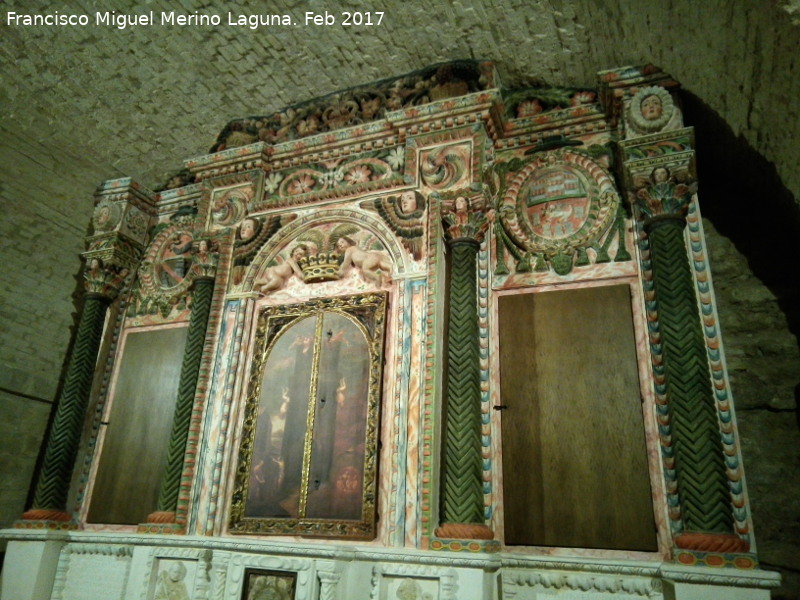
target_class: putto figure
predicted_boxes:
[336,236,392,286]
[256,244,308,293]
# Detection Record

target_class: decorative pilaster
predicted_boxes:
[435,194,494,540]
[20,178,154,526]
[621,129,748,553]
[318,569,342,600]
[147,241,218,528]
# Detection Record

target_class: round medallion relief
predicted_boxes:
[501,149,619,256]
[137,224,196,299]
[522,168,592,241]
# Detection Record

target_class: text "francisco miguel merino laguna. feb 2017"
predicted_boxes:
[6,10,385,29]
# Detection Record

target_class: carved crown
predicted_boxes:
[297,252,341,283]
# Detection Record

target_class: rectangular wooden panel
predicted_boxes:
[87,326,187,524]
[499,284,657,550]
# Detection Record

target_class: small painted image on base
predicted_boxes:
[240,569,297,600]
[385,576,438,600]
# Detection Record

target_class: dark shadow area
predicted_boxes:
[682,91,800,343]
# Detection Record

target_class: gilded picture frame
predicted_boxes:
[240,569,297,600]
[229,292,387,538]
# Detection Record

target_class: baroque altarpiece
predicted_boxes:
[3,61,780,600]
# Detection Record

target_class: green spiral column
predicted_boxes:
[630,157,747,553]
[24,265,126,522]
[435,196,493,540]
[149,259,217,525]
[646,216,732,536]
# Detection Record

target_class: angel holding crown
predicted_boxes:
[256,244,308,293]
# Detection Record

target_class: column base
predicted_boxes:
[139,511,185,534]
[20,509,71,521]
[674,532,750,553]
[434,522,494,539]
[145,510,176,523]
[16,509,78,530]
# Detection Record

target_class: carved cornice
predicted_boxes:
[93,177,158,213]
[185,143,271,182]
[210,60,497,152]
[660,564,781,589]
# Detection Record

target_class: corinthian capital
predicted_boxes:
[83,258,129,300]
[441,193,494,244]
[629,163,697,224]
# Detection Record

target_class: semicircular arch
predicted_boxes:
[240,207,411,292]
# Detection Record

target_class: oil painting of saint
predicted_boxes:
[231,293,386,538]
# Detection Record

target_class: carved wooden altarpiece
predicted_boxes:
[6,61,779,600]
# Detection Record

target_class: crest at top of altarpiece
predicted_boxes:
[211,60,496,151]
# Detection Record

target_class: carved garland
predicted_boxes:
[502,569,661,597]
[685,202,750,542]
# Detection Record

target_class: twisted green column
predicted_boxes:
[646,217,734,538]
[25,292,114,521]
[435,197,493,540]
[441,240,484,525]
[149,275,215,523]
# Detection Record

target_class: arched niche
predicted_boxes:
[238,207,413,296]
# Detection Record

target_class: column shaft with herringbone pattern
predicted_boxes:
[155,276,214,514]
[31,294,111,512]
[441,240,484,525]
[647,218,733,534]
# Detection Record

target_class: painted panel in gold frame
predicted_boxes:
[229,292,387,538]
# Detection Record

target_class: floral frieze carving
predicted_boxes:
[260,148,405,207]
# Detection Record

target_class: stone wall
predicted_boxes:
[0,141,96,551]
